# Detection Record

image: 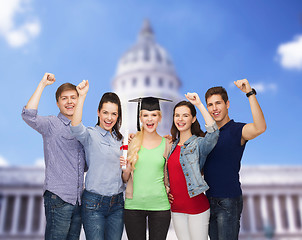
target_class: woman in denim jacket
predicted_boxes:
[167,92,219,240]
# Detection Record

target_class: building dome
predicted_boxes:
[112,20,182,135]
[115,20,178,79]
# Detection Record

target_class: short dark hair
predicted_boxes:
[205,86,228,104]
[55,83,77,102]
[96,92,123,141]
[170,101,205,142]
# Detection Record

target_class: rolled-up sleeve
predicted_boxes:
[70,122,90,146]
[21,107,50,135]
[199,122,219,157]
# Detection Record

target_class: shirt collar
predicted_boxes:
[184,135,198,145]
[95,125,117,137]
[57,112,71,126]
[172,135,197,147]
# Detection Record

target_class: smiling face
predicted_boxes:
[97,102,119,132]
[206,94,230,127]
[56,89,78,120]
[140,110,162,133]
[174,105,196,134]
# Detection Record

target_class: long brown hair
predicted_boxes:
[171,101,205,142]
[96,92,123,141]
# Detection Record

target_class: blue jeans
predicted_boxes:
[43,190,81,240]
[81,190,124,240]
[208,196,243,240]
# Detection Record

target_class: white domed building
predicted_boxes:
[112,20,182,135]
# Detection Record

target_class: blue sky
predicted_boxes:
[0,0,301,166]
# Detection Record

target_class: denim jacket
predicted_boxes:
[167,122,219,198]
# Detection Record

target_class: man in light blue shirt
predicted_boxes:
[22,73,85,240]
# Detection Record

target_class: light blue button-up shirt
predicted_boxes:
[70,123,125,196]
[21,107,85,205]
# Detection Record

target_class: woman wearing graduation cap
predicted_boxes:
[120,96,172,240]
[70,80,125,240]
[167,92,219,240]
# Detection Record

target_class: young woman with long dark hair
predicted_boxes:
[71,80,125,240]
[167,92,219,240]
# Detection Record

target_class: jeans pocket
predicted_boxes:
[217,198,234,214]
[84,199,99,210]
[44,193,67,209]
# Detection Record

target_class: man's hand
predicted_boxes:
[168,193,174,204]
[41,73,55,86]
[234,79,252,94]
[185,92,201,106]
[76,80,89,96]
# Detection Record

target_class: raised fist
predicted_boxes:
[185,92,201,106]
[234,79,252,94]
[41,73,55,86]
[76,80,89,96]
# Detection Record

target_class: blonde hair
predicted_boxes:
[127,110,162,169]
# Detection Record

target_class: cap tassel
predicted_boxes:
[137,100,141,131]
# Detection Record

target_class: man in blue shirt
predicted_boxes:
[204,79,266,240]
[22,73,85,240]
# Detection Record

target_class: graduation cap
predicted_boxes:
[129,97,172,131]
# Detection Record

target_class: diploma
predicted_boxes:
[121,99,128,170]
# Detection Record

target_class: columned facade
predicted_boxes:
[1,166,302,240]
[0,167,45,240]
[240,166,302,240]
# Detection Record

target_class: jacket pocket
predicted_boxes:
[183,145,198,164]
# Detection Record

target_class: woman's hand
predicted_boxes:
[120,156,131,171]
[185,92,201,106]
[120,156,131,182]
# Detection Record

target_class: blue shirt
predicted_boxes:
[204,120,247,198]
[70,123,125,196]
[21,108,86,205]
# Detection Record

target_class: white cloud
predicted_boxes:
[34,158,45,168]
[0,0,40,48]
[229,82,277,94]
[277,35,302,70]
[251,83,277,93]
[0,155,9,167]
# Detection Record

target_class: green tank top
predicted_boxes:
[125,138,170,211]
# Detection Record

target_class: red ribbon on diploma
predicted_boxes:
[120,145,128,151]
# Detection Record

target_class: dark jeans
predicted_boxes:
[43,190,81,240]
[81,190,124,240]
[208,196,243,240]
[124,209,171,240]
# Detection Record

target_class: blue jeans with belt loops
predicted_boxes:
[208,196,243,240]
[43,190,82,240]
[81,189,124,240]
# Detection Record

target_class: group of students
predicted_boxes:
[22,72,266,240]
